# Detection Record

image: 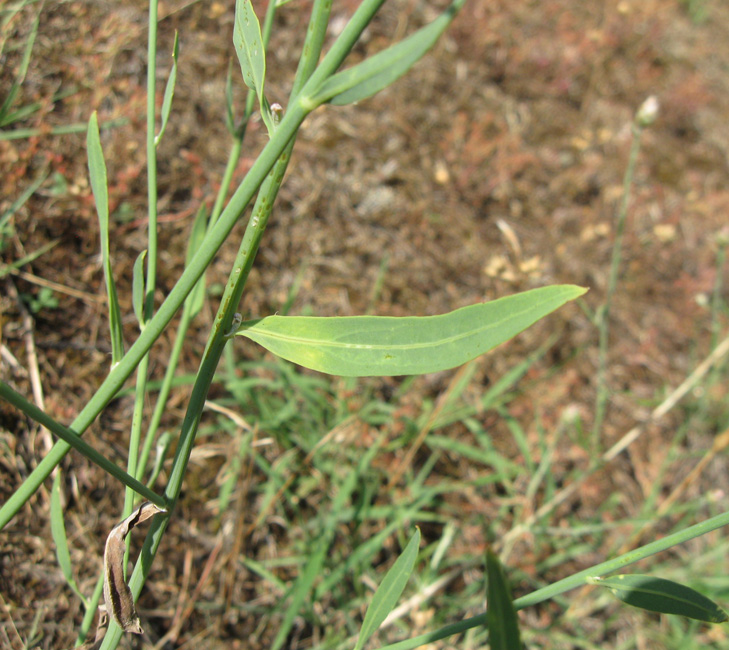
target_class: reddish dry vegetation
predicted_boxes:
[2,0,729,648]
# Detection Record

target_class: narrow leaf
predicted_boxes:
[50,471,88,607]
[233,0,274,133]
[355,529,421,650]
[103,502,166,634]
[235,285,587,377]
[132,250,147,329]
[87,112,124,365]
[310,0,465,106]
[156,32,179,146]
[486,550,522,649]
[233,0,265,92]
[589,575,729,623]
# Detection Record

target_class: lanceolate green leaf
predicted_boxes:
[156,31,179,146]
[355,529,421,650]
[486,551,522,650]
[51,472,88,608]
[309,0,466,106]
[588,575,729,623]
[87,112,124,365]
[132,250,147,329]
[235,285,586,377]
[234,0,274,133]
[234,0,265,93]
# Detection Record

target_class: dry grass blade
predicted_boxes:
[102,502,166,635]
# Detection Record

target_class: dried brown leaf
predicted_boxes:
[102,502,166,635]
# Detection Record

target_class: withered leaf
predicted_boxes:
[103,502,166,635]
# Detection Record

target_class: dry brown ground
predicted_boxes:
[2,0,729,648]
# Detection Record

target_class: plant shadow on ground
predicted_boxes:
[2,0,729,648]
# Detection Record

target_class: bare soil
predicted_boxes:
[2,0,729,648]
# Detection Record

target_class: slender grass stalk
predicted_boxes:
[76,573,105,646]
[135,0,279,482]
[374,508,729,650]
[591,113,649,455]
[97,1,343,645]
[122,0,161,518]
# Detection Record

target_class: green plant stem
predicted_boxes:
[134,296,195,480]
[0,381,166,509]
[145,0,160,326]
[0,73,303,530]
[374,508,729,650]
[75,573,104,647]
[122,2,160,579]
[135,0,277,482]
[97,0,347,644]
[134,134,246,480]
[591,120,645,455]
[0,0,393,532]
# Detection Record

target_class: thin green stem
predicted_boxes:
[374,509,729,650]
[0,0,395,533]
[134,298,195,481]
[0,83,305,530]
[591,121,645,455]
[296,0,387,105]
[0,382,166,509]
[75,573,104,647]
[100,138,289,650]
[135,0,279,482]
[122,1,160,573]
[145,0,159,323]
[98,0,340,645]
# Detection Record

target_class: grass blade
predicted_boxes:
[486,550,522,649]
[155,32,179,146]
[310,0,465,106]
[50,471,89,608]
[235,285,586,376]
[87,111,124,365]
[588,575,729,623]
[354,529,421,650]
[132,250,147,329]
